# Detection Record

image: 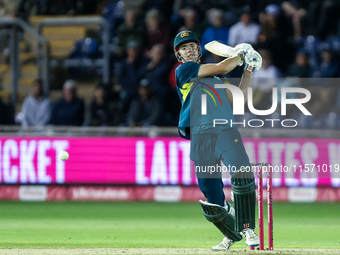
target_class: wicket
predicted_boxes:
[250,162,273,250]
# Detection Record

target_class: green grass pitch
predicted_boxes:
[0,201,339,249]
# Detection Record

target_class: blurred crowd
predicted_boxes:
[1,0,340,128]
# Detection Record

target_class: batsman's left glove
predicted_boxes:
[243,49,262,72]
[234,43,254,66]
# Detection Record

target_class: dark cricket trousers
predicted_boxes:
[190,128,251,206]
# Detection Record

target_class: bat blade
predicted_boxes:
[204,41,236,58]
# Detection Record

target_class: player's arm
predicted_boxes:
[224,70,252,103]
[197,55,242,78]
[226,50,262,103]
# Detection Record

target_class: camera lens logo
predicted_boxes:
[198,82,222,107]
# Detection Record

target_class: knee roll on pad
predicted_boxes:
[199,200,243,241]
[231,170,256,232]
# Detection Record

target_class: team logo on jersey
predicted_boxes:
[180,32,190,38]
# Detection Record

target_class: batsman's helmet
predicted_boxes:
[173,30,199,51]
[174,30,202,62]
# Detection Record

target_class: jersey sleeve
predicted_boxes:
[175,62,201,89]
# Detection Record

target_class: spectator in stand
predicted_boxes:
[1,0,16,17]
[172,0,210,17]
[258,5,282,40]
[200,9,229,55]
[308,0,340,40]
[115,10,145,57]
[68,37,100,76]
[310,47,339,78]
[116,40,148,111]
[127,79,163,127]
[178,8,205,40]
[141,0,175,22]
[287,50,311,78]
[257,4,295,73]
[252,49,281,110]
[228,8,261,47]
[281,1,307,41]
[69,37,100,60]
[20,79,51,127]
[16,0,41,20]
[145,44,172,98]
[101,0,124,39]
[88,84,121,126]
[145,9,171,53]
[50,80,85,126]
[171,0,210,34]
[253,49,281,81]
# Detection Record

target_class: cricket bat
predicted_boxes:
[204,41,237,58]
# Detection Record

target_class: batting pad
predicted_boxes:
[231,170,256,232]
[199,200,243,241]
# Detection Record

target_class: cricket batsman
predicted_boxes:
[173,30,262,251]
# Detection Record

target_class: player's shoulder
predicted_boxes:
[175,63,183,75]
[176,61,200,71]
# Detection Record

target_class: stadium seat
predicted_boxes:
[29,15,101,59]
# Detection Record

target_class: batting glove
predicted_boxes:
[244,49,262,72]
[234,43,254,66]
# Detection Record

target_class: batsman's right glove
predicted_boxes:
[243,49,262,72]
